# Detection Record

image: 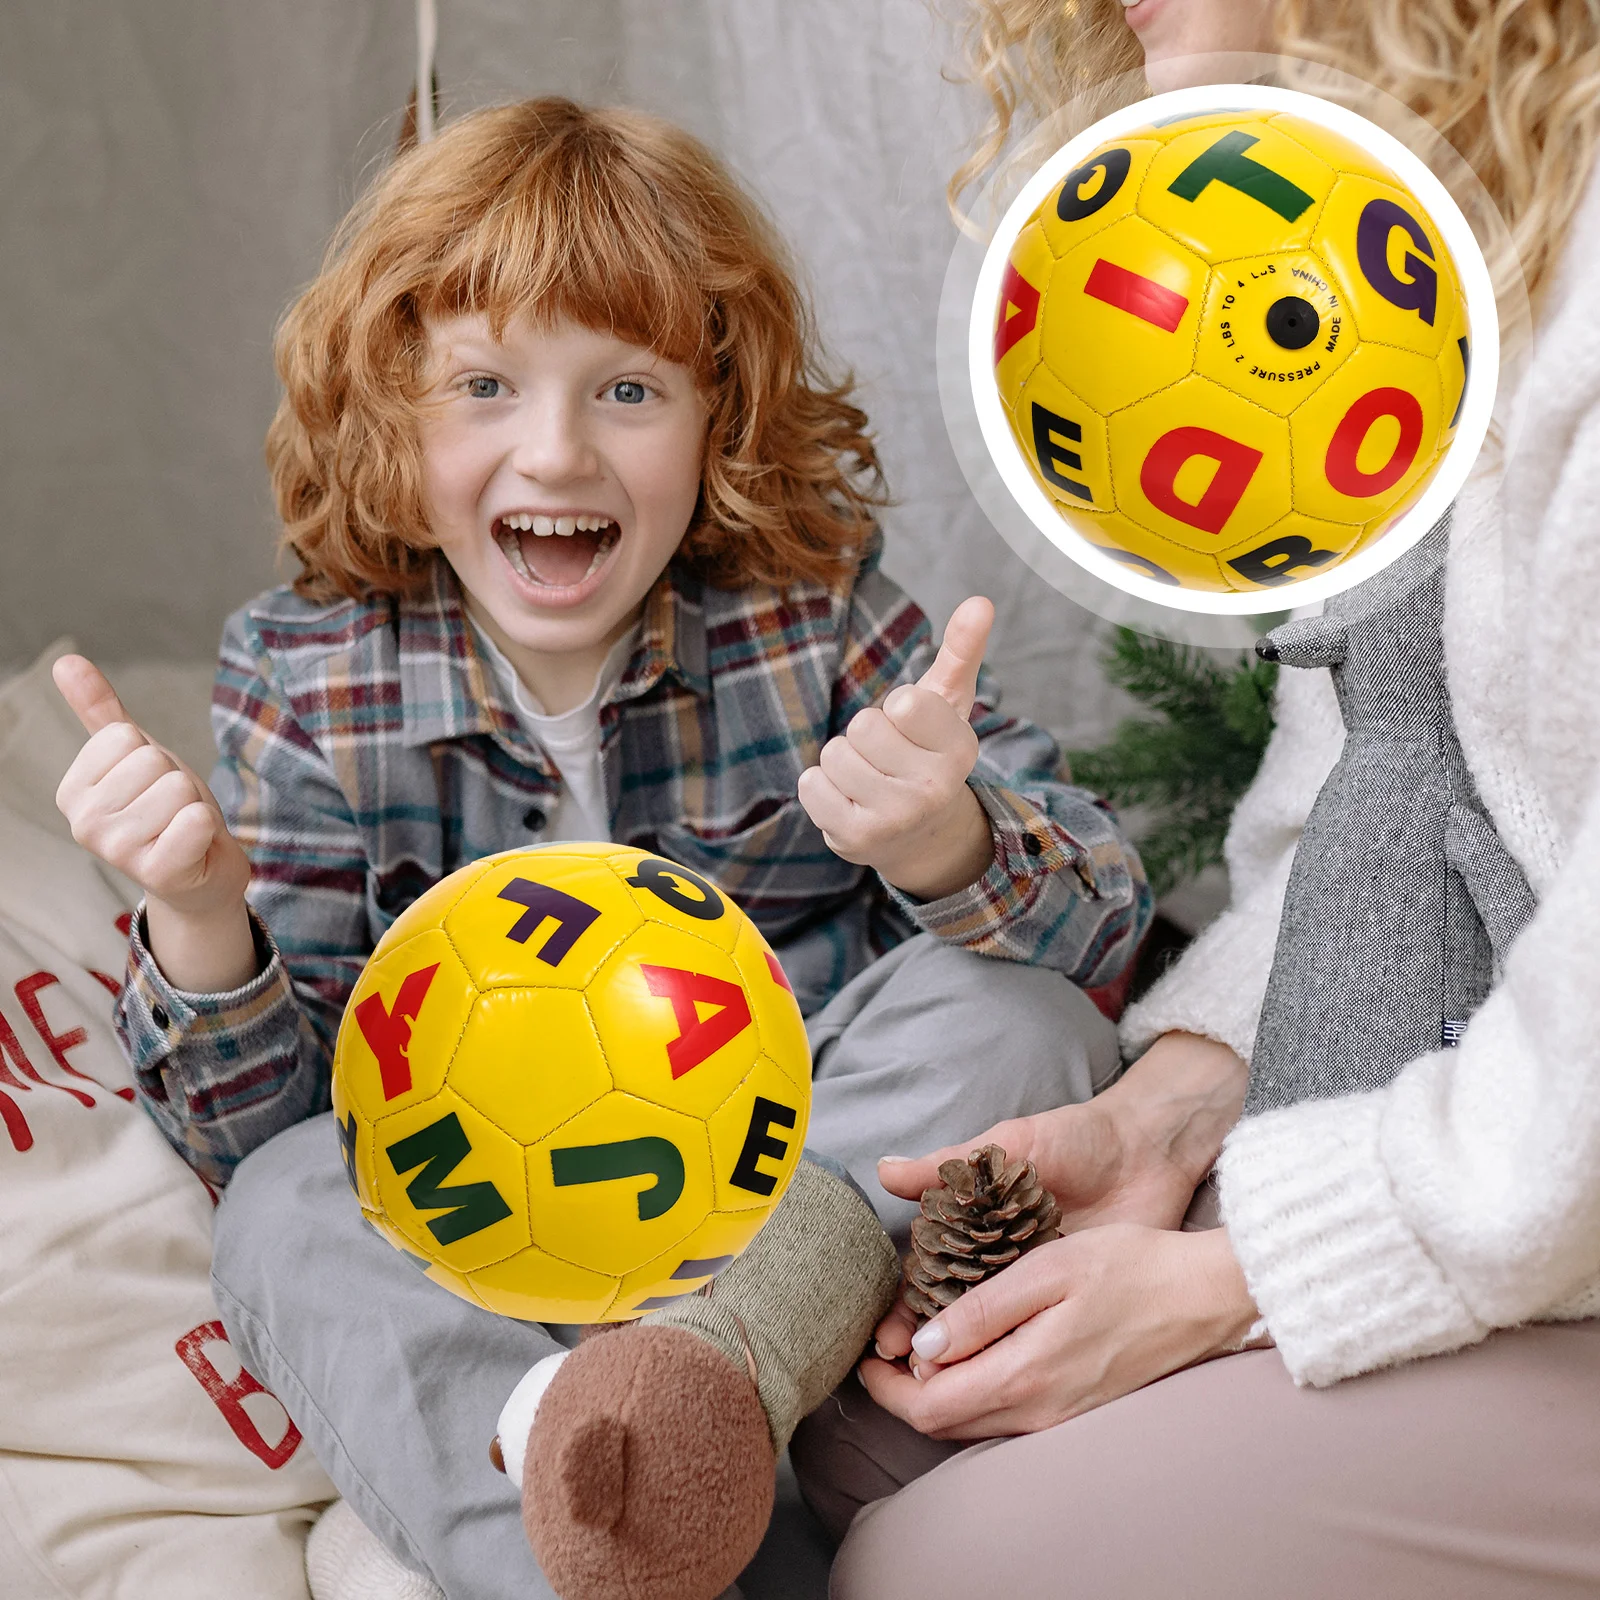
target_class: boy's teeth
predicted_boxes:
[580,528,617,579]
[500,513,618,536]
[495,523,618,588]
[495,527,535,579]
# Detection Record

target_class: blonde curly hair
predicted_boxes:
[951,0,1600,309]
[947,0,1145,208]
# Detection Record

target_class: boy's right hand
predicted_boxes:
[54,655,253,942]
[54,655,250,917]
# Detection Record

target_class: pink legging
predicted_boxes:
[793,1319,1600,1599]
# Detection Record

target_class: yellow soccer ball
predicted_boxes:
[993,108,1471,593]
[330,844,811,1322]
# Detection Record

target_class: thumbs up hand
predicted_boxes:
[53,655,257,993]
[797,597,999,901]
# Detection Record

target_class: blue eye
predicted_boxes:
[465,376,500,399]
[611,380,647,404]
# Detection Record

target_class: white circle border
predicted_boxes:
[969,82,1500,615]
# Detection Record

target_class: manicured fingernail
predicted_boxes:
[911,1321,948,1360]
[878,1154,910,1165]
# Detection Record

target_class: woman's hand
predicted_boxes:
[880,1030,1248,1232]
[872,1031,1248,1361]
[858,1224,1259,1440]
[798,596,997,902]
[53,654,258,994]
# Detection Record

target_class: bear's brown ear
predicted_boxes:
[557,1415,627,1530]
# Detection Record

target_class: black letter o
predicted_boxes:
[625,857,726,921]
[1057,147,1132,223]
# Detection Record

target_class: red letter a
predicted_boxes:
[354,964,440,1102]
[994,261,1041,364]
[640,965,753,1079]
[1140,426,1264,536]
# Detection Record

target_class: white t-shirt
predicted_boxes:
[471,622,640,844]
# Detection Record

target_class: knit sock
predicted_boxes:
[503,1156,900,1600]
[304,1498,444,1600]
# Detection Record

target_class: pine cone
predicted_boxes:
[904,1145,1061,1320]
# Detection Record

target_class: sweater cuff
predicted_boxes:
[1218,1091,1488,1386]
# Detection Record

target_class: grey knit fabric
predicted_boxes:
[1244,513,1538,1116]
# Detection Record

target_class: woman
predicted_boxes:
[793,2,1600,1593]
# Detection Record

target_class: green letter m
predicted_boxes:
[385,1112,514,1247]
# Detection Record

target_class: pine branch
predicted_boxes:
[1068,629,1277,897]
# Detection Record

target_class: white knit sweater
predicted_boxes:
[1121,165,1600,1387]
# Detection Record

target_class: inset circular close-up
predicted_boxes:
[948,72,1513,630]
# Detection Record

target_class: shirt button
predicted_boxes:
[523,806,547,832]
[1024,835,1044,857]
[151,1004,171,1030]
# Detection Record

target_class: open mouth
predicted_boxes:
[492,512,620,591]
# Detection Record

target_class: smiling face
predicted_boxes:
[1120,0,1278,90]
[418,313,708,709]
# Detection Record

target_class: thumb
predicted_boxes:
[908,1245,1063,1367]
[916,596,994,716]
[878,1142,978,1201]
[878,1113,1036,1200]
[53,654,143,740]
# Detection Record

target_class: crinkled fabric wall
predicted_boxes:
[0,0,1132,745]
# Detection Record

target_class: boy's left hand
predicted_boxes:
[798,595,997,901]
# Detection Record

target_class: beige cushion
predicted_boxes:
[0,642,334,1599]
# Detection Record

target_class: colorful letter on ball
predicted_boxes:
[995,261,1042,364]
[1031,404,1093,502]
[386,1112,513,1245]
[640,964,752,1079]
[1167,130,1314,223]
[1141,427,1264,535]
[1324,387,1424,497]
[354,963,439,1101]
[730,1097,797,1196]
[497,878,601,963]
[625,858,726,920]
[1084,259,1189,333]
[1355,199,1437,324]
[550,1136,686,1221]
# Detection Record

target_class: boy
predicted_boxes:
[56,99,1148,1596]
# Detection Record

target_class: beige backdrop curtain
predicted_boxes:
[0,0,1133,749]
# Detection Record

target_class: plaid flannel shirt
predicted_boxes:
[116,543,1151,1184]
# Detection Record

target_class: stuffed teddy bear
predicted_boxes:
[492,1153,900,1600]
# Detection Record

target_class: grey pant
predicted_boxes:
[211,935,1117,1600]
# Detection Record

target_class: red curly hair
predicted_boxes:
[267,98,887,600]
